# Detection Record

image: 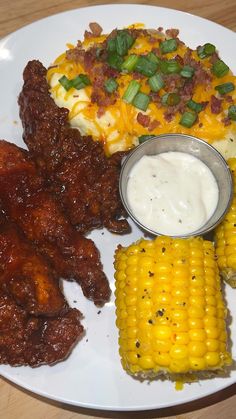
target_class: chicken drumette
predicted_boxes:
[0,140,110,306]
[18,60,130,234]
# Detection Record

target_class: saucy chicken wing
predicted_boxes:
[18,60,130,234]
[0,218,67,316]
[0,140,110,306]
[0,294,83,366]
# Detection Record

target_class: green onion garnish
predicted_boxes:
[180,65,195,78]
[134,56,158,77]
[121,54,139,72]
[211,59,229,78]
[228,105,236,121]
[148,73,165,92]
[147,52,161,65]
[107,30,135,56]
[179,111,197,128]
[132,92,150,111]
[116,30,135,56]
[160,59,181,74]
[197,43,216,59]
[161,92,180,106]
[187,99,204,113]
[104,78,118,93]
[107,52,124,70]
[59,75,73,91]
[215,82,235,95]
[138,135,156,144]
[59,74,91,91]
[72,74,91,90]
[160,38,178,54]
[107,38,117,53]
[122,80,140,103]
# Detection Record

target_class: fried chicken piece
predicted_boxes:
[0,218,67,316]
[0,140,110,306]
[18,60,130,234]
[0,294,83,366]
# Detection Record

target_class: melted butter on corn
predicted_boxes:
[114,236,232,379]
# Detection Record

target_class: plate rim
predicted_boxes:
[0,3,235,411]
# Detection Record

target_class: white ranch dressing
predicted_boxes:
[127,151,219,236]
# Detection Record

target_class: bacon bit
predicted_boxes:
[165,28,179,38]
[66,48,85,63]
[137,112,151,127]
[97,106,106,118]
[222,117,232,126]
[148,120,160,131]
[210,95,223,114]
[175,55,184,66]
[84,51,96,71]
[157,27,163,32]
[132,72,146,80]
[225,95,234,103]
[89,22,103,37]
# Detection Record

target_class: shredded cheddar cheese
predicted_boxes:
[47,25,236,156]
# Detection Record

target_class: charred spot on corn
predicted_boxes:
[114,235,232,381]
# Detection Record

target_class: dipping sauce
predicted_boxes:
[127,151,219,236]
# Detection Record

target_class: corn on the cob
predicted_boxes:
[215,158,236,288]
[114,236,231,379]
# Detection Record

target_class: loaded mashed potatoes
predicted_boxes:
[47,23,236,156]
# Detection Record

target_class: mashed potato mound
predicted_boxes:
[47,24,236,157]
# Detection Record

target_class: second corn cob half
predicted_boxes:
[215,157,236,288]
[114,236,231,379]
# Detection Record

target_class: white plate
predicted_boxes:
[0,4,235,411]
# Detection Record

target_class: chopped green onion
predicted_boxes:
[187,99,204,113]
[116,30,135,56]
[107,52,124,70]
[122,80,140,103]
[180,65,195,78]
[72,74,91,90]
[147,52,161,65]
[59,75,73,91]
[132,92,150,111]
[107,38,117,53]
[59,74,91,91]
[148,73,165,92]
[134,56,158,77]
[121,54,139,72]
[197,43,216,59]
[179,111,197,128]
[211,59,229,78]
[104,78,118,93]
[160,38,178,54]
[161,92,180,106]
[138,135,156,144]
[160,59,181,74]
[228,105,236,121]
[107,30,135,56]
[215,82,235,95]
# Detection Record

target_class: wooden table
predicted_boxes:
[0,0,235,418]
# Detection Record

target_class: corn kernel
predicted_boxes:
[188,342,207,357]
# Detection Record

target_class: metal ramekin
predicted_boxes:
[119,134,233,238]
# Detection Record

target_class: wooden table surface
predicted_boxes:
[0,0,235,418]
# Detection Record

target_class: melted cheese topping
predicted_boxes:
[47,26,236,156]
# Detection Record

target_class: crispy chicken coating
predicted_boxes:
[18,60,130,234]
[0,294,83,366]
[0,219,67,316]
[0,140,110,306]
